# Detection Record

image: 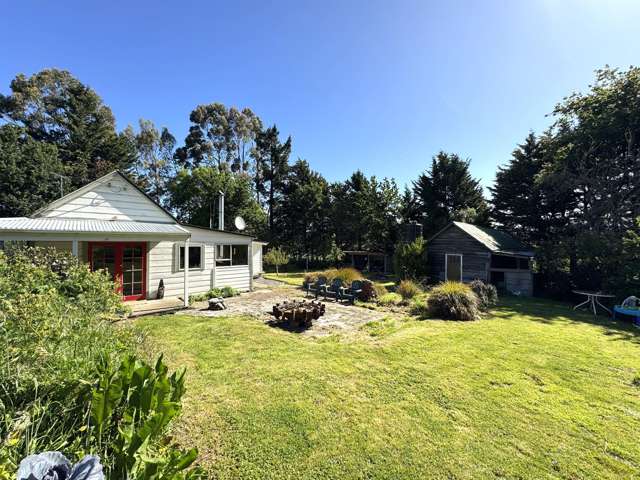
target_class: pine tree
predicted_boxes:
[413,152,489,236]
[489,132,545,244]
[254,125,291,236]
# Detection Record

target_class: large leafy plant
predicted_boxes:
[90,355,202,480]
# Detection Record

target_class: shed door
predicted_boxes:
[445,254,462,282]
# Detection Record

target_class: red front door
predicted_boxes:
[89,242,146,301]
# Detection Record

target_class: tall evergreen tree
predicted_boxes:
[254,125,291,235]
[490,132,546,244]
[399,186,420,224]
[0,125,62,216]
[330,172,400,253]
[331,171,372,251]
[278,159,332,258]
[413,152,489,236]
[0,69,136,187]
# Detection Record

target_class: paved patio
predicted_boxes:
[187,284,388,337]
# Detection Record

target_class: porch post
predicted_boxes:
[71,239,78,257]
[183,238,190,307]
[248,241,254,291]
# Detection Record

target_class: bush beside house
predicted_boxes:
[393,238,428,280]
[0,247,201,479]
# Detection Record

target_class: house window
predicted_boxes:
[216,244,248,266]
[445,254,463,282]
[178,245,204,270]
[232,245,248,265]
[216,245,231,266]
[518,258,530,270]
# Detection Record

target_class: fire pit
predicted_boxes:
[272,299,326,328]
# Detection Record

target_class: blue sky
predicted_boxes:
[2,1,639,192]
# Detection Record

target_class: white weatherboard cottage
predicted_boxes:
[0,171,263,306]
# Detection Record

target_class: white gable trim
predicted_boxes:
[32,171,177,224]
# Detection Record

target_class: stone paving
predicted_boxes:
[186,283,388,337]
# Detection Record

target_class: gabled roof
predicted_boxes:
[26,170,255,240]
[429,221,534,257]
[32,170,180,223]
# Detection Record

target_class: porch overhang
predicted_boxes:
[0,217,191,241]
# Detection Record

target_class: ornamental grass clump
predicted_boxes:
[427,281,481,321]
[397,279,421,302]
[331,267,363,284]
[469,279,498,311]
[307,267,364,286]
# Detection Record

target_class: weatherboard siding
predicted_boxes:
[40,176,174,224]
[215,265,251,290]
[427,226,490,282]
[146,227,253,299]
[147,241,214,299]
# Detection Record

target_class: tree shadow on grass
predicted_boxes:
[492,296,640,344]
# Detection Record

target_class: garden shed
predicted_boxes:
[427,221,534,296]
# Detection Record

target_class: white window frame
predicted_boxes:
[175,243,205,271]
[445,253,463,282]
[215,243,249,267]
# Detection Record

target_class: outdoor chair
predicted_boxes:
[340,280,363,304]
[306,276,327,298]
[323,278,344,301]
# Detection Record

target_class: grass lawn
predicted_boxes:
[263,271,308,286]
[137,297,640,479]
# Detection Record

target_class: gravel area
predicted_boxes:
[186,285,388,337]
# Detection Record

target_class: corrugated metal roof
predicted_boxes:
[452,222,534,256]
[0,217,190,235]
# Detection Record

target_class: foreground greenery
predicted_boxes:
[138,297,640,479]
[0,248,201,479]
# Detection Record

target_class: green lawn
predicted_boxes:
[137,298,640,479]
[263,271,308,286]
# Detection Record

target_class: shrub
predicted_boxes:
[378,292,402,306]
[393,238,428,279]
[397,279,421,301]
[410,296,429,317]
[357,279,378,302]
[0,247,135,474]
[189,286,239,303]
[469,279,498,310]
[332,267,363,284]
[0,247,202,478]
[374,283,389,297]
[305,267,364,286]
[221,285,238,297]
[427,281,480,321]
